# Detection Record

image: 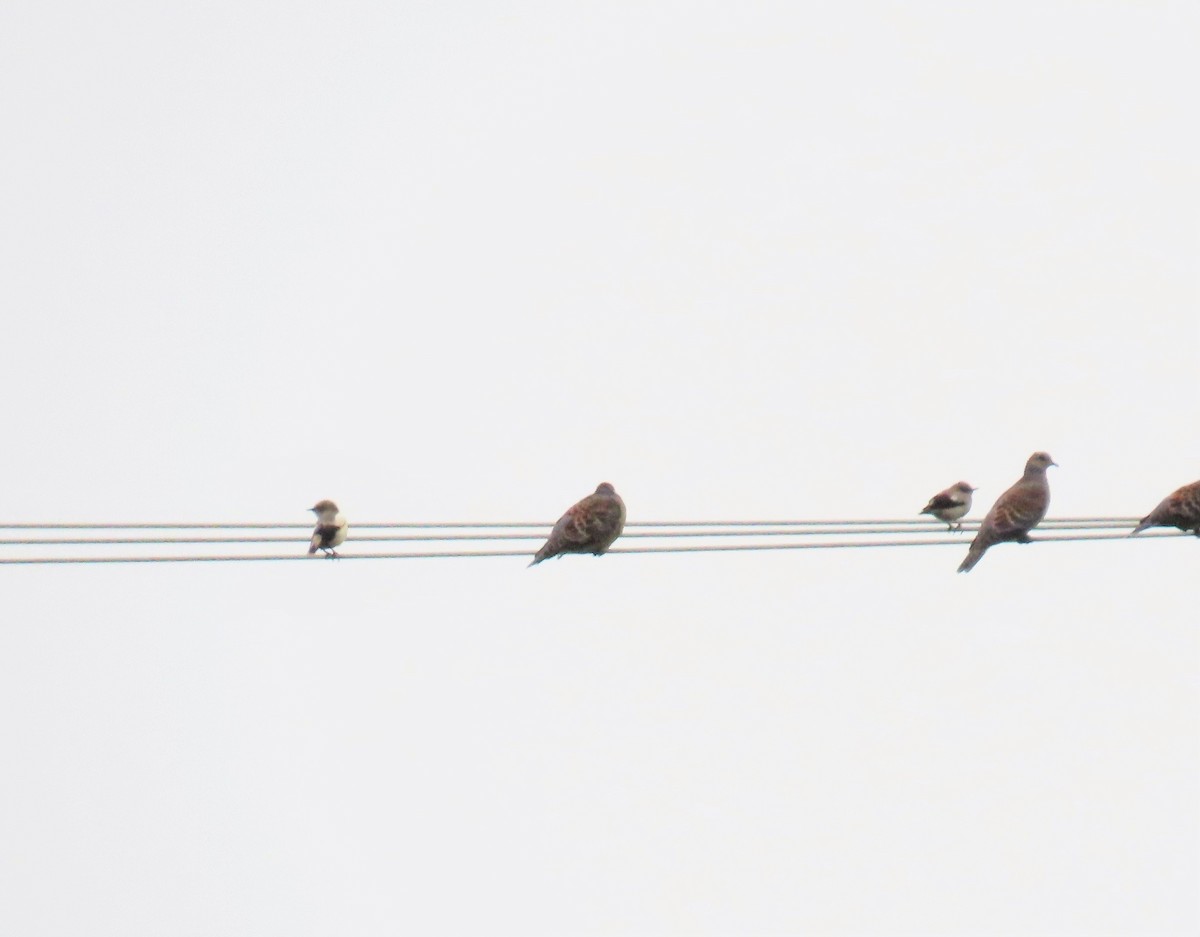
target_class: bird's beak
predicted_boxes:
[1051,461,1059,467]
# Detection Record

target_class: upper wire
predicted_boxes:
[0,520,1149,547]
[0,516,1146,530]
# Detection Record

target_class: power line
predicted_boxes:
[0,516,1147,531]
[0,529,1186,565]
[0,520,1149,547]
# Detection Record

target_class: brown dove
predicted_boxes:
[529,482,626,567]
[1130,479,1200,536]
[920,481,977,530]
[957,452,1056,573]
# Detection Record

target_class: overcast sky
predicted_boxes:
[2,1,1197,934]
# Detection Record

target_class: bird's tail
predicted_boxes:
[308,537,319,554]
[957,539,988,573]
[528,542,558,567]
[1129,516,1154,536]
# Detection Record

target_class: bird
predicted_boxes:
[1130,479,1200,536]
[308,500,348,557]
[957,452,1056,573]
[529,482,626,567]
[920,481,977,530]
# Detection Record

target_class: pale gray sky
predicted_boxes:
[2,1,1197,934]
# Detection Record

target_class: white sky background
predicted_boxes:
[1,1,1197,934]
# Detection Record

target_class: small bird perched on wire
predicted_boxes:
[1130,478,1200,536]
[920,481,977,530]
[308,500,348,557]
[529,482,626,567]
[958,452,1056,573]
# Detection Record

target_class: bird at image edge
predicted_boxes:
[1130,478,1200,536]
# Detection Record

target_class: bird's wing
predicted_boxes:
[312,523,341,548]
[987,481,1047,538]
[557,494,622,549]
[922,493,960,513]
[1166,481,1200,521]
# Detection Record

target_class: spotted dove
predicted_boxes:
[529,482,626,567]
[958,453,1056,573]
[1130,479,1200,536]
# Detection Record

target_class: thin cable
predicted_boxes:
[0,530,1186,565]
[0,521,1151,547]
[0,516,1147,530]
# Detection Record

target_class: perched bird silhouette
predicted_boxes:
[957,452,1056,573]
[308,500,348,557]
[920,481,977,530]
[529,482,626,567]
[1130,479,1200,536]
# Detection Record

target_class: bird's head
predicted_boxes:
[954,481,978,494]
[1027,452,1058,471]
[595,483,617,496]
[310,499,339,514]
